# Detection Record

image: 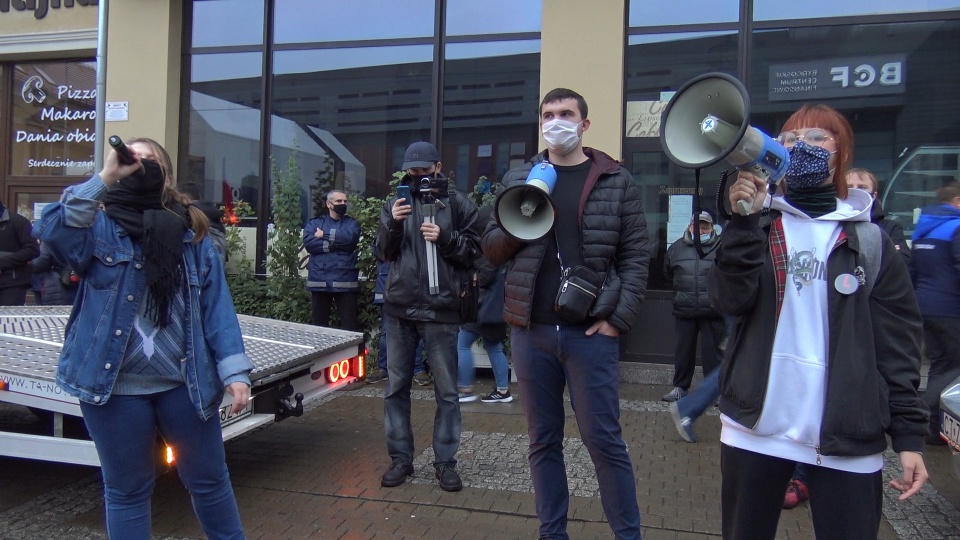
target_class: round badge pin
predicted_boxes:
[834,273,859,295]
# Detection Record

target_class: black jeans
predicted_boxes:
[921,316,960,435]
[0,285,27,306]
[672,316,725,389]
[310,291,359,331]
[721,444,882,540]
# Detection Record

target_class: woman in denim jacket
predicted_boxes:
[33,139,253,540]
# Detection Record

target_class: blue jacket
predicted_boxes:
[33,176,254,421]
[303,213,361,292]
[910,203,960,318]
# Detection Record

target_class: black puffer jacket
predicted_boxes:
[663,229,720,318]
[482,149,649,332]
[0,207,39,289]
[375,176,480,324]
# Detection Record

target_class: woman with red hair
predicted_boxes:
[709,104,928,539]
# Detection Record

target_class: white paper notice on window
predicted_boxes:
[667,194,693,246]
[105,101,128,122]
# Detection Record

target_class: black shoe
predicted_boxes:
[435,464,462,492]
[381,461,414,487]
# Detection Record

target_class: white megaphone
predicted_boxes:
[494,161,558,241]
[660,72,790,215]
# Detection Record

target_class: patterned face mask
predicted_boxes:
[784,141,833,191]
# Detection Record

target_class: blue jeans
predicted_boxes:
[457,327,510,390]
[676,365,720,422]
[79,385,244,540]
[383,314,460,466]
[377,306,425,374]
[511,324,641,540]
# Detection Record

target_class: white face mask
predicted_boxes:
[542,118,582,155]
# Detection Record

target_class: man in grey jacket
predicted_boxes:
[482,88,649,540]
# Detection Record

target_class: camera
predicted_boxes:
[418,176,447,194]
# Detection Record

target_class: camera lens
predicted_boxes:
[420,177,432,189]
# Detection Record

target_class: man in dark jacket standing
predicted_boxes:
[303,190,361,330]
[375,141,480,492]
[482,88,648,540]
[662,211,724,402]
[910,182,960,445]
[0,201,39,305]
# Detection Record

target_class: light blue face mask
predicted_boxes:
[699,233,713,243]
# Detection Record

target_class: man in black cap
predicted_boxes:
[662,210,725,404]
[374,141,480,492]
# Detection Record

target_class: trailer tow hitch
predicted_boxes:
[276,382,304,421]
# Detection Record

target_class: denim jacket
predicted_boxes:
[33,176,254,421]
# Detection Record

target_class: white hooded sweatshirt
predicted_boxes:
[719,188,883,473]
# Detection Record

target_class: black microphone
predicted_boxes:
[108,135,144,176]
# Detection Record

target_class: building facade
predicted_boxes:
[2,0,958,362]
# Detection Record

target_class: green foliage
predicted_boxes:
[225,265,270,317]
[266,146,311,323]
[311,153,337,218]
[223,199,254,264]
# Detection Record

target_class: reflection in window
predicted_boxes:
[183,53,264,218]
[11,61,97,177]
[623,32,737,290]
[191,0,264,48]
[271,46,433,198]
[446,0,541,36]
[443,40,541,192]
[754,0,960,22]
[628,0,738,27]
[275,0,434,44]
[751,21,960,241]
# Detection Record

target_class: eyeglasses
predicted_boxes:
[776,129,835,148]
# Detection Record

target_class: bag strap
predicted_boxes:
[854,221,881,296]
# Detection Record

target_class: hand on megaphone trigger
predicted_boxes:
[391,198,412,222]
[99,146,145,187]
[730,172,768,216]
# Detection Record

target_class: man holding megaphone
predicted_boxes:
[482,88,649,540]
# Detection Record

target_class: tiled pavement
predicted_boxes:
[2,376,960,539]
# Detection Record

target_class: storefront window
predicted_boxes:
[623,32,737,290]
[271,45,433,200]
[275,0,434,44]
[191,0,264,48]
[628,0,738,27]
[442,40,540,192]
[11,61,97,177]
[750,20,960,240]
[183,52,264,216]
[446,0,540,36]
[754,0,960,22]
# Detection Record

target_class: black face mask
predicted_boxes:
[332,204,348,216]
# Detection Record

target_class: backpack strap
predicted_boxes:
[854,221,882,296]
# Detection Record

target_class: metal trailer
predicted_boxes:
[0,306,365,467]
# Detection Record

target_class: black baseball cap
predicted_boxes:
[401,141,440,170]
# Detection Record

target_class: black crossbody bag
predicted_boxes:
[553,232,602,323]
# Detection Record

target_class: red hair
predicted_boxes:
[781,104,854,200]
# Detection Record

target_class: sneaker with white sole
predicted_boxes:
[458,392,478,403]
[661,386,687,402]
[669,401,697,443]
[480,389,513,403]
[413,371,432,386]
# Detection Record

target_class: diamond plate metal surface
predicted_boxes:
[0,307,363,383]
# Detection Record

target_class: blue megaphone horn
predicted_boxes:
[494,161,558,241]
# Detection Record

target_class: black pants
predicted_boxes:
[721,444,882,540]
[0,286,27,306]
[921,316,960,435]
[311,291,359,331]
[672,316,725,389]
